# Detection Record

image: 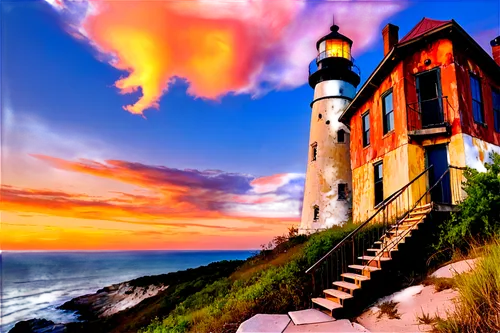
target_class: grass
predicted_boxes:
[138,223,384,333]
[416,308,439,325]
[377,301,400,319]
[422,277,456,292]
[434,238,500,333]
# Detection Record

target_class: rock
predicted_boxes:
[431,258,479,278]
[58,282,168,320]
[237,314,291,333]
[8,319,67,333]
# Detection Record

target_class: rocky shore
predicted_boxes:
[8,260,244,333]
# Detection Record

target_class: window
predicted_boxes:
[311,142,317,161]
[338,183,347,200]
[493,89,500,133]
[382,90,394,134]
[470,74,484,124]
[374,162,384,206]
[337,129,345,143]
[362,112,370,147]
[313,205,319,221]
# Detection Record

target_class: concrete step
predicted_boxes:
[312,297,343,311]
[332,281,360,291]
[323,288,353,300]
[349,265,381,272]
[341,273,370,282]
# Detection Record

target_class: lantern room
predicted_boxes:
[316,24,353,62]
[308,22,360,89]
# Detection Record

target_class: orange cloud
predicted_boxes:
[44,0,405,116]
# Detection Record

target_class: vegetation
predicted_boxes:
[139,223,369,333]
[436,152,500,251]
[376,301,400,320]
[421,277,455,292]
[434,239,500,333]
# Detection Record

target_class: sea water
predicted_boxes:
[0,250,254,332]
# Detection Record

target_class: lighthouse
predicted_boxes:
[299,20,361,234]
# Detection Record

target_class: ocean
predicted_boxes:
[0,250,254,332]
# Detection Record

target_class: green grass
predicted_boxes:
[138,223,382,333]
[434,239,500,333]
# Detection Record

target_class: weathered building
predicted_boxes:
[299,22,361,234]
[339,18,500,223]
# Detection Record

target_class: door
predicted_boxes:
[426,144,451,204]
[416,69,444,128]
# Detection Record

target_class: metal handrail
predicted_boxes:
[308,56,361,77]
[365,169,450,266]
[305,165,433,275]
[407,96,455,131]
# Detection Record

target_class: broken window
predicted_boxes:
[338,183,347,200]
[313,205,319,221]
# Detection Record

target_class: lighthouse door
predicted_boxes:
[416,69,444,128]
[425,144,451,204]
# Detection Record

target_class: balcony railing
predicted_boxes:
[407,96,454,132]
[308,56,361,77]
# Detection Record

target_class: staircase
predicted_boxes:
[305,165,463,318]
[311,203,432,315]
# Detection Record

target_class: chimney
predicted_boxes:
[382,23,399,56]
[491,36,500,66]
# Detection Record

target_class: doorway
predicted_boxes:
[416,69,444,128]
[425,144,451,204]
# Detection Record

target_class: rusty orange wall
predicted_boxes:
[349,62,408,170]
[453,49,500,146]
[403,39,462,135]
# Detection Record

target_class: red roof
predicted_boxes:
[399,18,452,44]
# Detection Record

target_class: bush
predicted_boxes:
[437,152,500,251]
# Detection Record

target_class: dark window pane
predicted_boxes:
[338,183,347,200]
[383,91,394,133]
[470,75,484,124]
[313,206,319,220]
[337,130,345,143]
[493,90,500,132]
[374,162,384,206]
[362,112,370,147]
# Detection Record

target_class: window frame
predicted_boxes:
[374,161,384,207]
[492,87,500,133]
[382,89,395,135]
[311,142,318,162]
[313,205,319,221]
[470,73,485,125]
[362,111,370,147]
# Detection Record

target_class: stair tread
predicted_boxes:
[367,248,397,252]
[324,288,353,299]
[341,273,370,281]
[312,297,343,311]
[332,281,360,290]
[349,265,381,272]
[358,255,392,261]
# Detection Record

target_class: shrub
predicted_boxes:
[437,152,500,251]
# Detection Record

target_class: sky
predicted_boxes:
[1,0,499,250]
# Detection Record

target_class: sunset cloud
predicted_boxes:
[44,0,405,115]
[2,155,305,223]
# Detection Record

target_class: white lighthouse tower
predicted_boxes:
[299,20,361,234]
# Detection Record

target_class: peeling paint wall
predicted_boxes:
[300,80,355,234]
[453,49,500,146]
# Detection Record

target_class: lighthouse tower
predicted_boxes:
[299,20,361,234]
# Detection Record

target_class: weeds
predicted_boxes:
[422,277,456,292]
[416,308,439,325]
[377,301,400,319]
